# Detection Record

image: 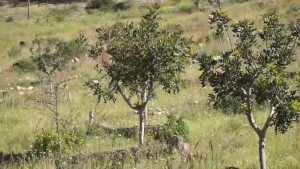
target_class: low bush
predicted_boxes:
[12,59,38,73]
[155,115,189,142]
[32,128,85,157]
[86,0,114,10]
[8,46,22,59]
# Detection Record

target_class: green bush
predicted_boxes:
[177,1,196,14]
[113,0,132,11]
[86,124,104,136]
[12,59,38,73]
[8,46,22,59]
[234,0,250,3]
[86,0,114,10]
[32,128,85,157]
[156,115,189,142]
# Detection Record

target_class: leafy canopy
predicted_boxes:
[30,35,87,78]
[198,10,300,134]
[87,7,193,107]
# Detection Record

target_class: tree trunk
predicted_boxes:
[141,90,148,125]
[27,0,31,20]
[138,109,145,146]
[54,87,62,169]
[258,136,266,169]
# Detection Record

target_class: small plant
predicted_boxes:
[86,0,114,10]
[8,46,22,59]
[177,2,194,14]
[156,115,189,142]
[192,0,200,8]
[12,59,38,73]
[32,128,85,157]
[86,124,104,136]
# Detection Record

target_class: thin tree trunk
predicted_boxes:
[138,109,145,146]
[141,90,148,125]
[258,136,266,169]
[27,0,31,20]
[54,87,62,169]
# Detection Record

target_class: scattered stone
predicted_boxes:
[92,80,99,84]
[188,100,200,105]
[0,151,35,165]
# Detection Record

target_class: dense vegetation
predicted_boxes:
[0,0,299,168]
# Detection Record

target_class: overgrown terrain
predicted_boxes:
[0,0,299,168]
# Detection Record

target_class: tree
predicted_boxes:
[197,10,300,169]
[29,36,87,168]
[87,7,193,146]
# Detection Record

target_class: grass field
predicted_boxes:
[0,0,300,168]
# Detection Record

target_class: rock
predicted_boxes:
[92,80,99,84]
[168,135,185,150]
[188,100,199,105]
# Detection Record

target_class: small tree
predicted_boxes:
[87,7,193,146]
[197,10,300,169]
[29,36,86,168]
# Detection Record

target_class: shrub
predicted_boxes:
[234,0,250,3]
[156,115,189,142]
[86,124,104,136]
[8,46,22,59]
[5,16,14,23]
[32,128,85,157]
[12,59,38,73]
[86,0,114,10]
[178,2,194,13]
[113,0,132,11]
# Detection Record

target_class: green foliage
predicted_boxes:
[30,35,87,78]
[234,0,250,3]
[208,9,231,37]
[86,0,114,10]
[177,1,195,13]
[32,128,85,156]
[86,124,104,136]
[12,59,38,73]
[7,46,22,59]
[87,7,193,104]
[157,115,189,141]
[208,93,242,114]
[113,0,132,11]
[198,10,300,134]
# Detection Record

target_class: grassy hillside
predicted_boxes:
[0,0,299,168]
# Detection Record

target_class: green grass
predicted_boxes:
[0,0,300,168]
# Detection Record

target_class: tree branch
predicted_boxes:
[116,84,137,110]
[262,106,275,134]
[246,109,261,135]
[245,89,261,135]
